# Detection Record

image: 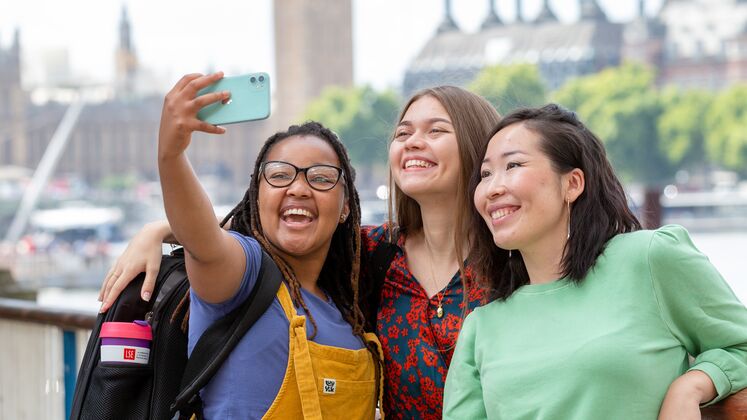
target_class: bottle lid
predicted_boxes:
[101,321,152,341]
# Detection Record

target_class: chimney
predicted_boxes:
[481,0,503,29]
[437,0,460,33]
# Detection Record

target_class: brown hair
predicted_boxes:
[469,104,642,301]
[387,86,501,272]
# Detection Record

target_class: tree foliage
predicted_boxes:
[469,64,547,115]
[553,63,670,184]
[704,85,747,175]
[304,85,400,169]
[657,88,713,170]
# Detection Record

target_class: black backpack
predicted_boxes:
[70,248,282,420]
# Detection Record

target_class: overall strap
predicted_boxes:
[291,316,324,420]
[279,282,324,419]
[276,281,296,320]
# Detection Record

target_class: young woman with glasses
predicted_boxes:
[120,72,382,419]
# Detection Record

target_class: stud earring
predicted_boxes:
[339,214,347,223]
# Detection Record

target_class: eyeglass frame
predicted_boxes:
[259,160,345,192]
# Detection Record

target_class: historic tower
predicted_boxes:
[272,0,353,125]
[0,28,27,166]
[114,6,138,98]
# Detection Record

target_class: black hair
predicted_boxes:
[468,104,642,301]
[219,121,382,392]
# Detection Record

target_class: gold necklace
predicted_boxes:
[424,236,446,318]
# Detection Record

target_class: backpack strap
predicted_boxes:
[170,250,283,417]
[361,227,400,331]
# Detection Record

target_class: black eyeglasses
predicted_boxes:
[260,161,344,191]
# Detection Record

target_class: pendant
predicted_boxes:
[436,305,444,318]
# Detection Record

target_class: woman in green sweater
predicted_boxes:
[444,104,747,419]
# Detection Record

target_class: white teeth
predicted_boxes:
[404,159,434,169]
[490,208,516,220]
[283,208,313,218]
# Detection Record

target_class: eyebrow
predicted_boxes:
[482,150,527,163]
[397,117,453,128]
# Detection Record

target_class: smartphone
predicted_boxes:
[196,72,271,125]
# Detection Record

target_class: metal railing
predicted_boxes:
[0,297,95,419]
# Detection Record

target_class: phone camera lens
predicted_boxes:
[250,76,257,83]
[258,75,265,82]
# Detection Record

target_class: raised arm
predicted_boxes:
[156,72,247,303]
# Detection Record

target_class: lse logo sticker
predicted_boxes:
[123,348,136,360]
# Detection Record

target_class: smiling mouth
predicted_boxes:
[490,207,518,220]
[281,208,314,224]
[404,159,435,169]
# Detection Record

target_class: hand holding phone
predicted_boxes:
[197,72,271,125]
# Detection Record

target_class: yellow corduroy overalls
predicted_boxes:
[262,283,384,420]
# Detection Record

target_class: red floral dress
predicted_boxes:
[361,224,486,419]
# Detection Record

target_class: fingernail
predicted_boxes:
[142,291,151,302]
[99,303,106,313]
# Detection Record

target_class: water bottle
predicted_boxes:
[100,320,152,365]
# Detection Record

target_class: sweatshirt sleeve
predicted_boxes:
[443,310,488,419]
[648,225,747,404]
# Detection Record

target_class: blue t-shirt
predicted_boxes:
[188,231,364,420]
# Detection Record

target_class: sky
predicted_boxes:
[0,0,664,92]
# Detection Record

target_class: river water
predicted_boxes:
[34,231,747,312]
[688,231,747,304]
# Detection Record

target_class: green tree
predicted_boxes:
[469,64,547,115]
[553,63,669,184]
[704,84,747,175]
[657,88,713,171]
[304,85,400,171]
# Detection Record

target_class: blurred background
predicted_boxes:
[0,0,745,309]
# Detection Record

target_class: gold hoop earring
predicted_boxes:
[566,198,571,240]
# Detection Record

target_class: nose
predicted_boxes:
[285,173,313,197]
[485,175,507,199]
[403,130,426,150]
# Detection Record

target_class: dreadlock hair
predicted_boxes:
[219,121,382,387]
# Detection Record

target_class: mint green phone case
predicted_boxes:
[197,73,271,125]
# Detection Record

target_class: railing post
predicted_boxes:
[63,329,77,418]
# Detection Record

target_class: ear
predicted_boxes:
[564,168,585,203]
[340,201,350,224]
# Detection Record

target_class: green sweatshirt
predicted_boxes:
[444,225,747,420]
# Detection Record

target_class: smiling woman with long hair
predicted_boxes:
[443,104,747,420]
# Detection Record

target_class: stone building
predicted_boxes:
[403,0,624,95]
[403,0,747,94]
[0,0,354,190]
